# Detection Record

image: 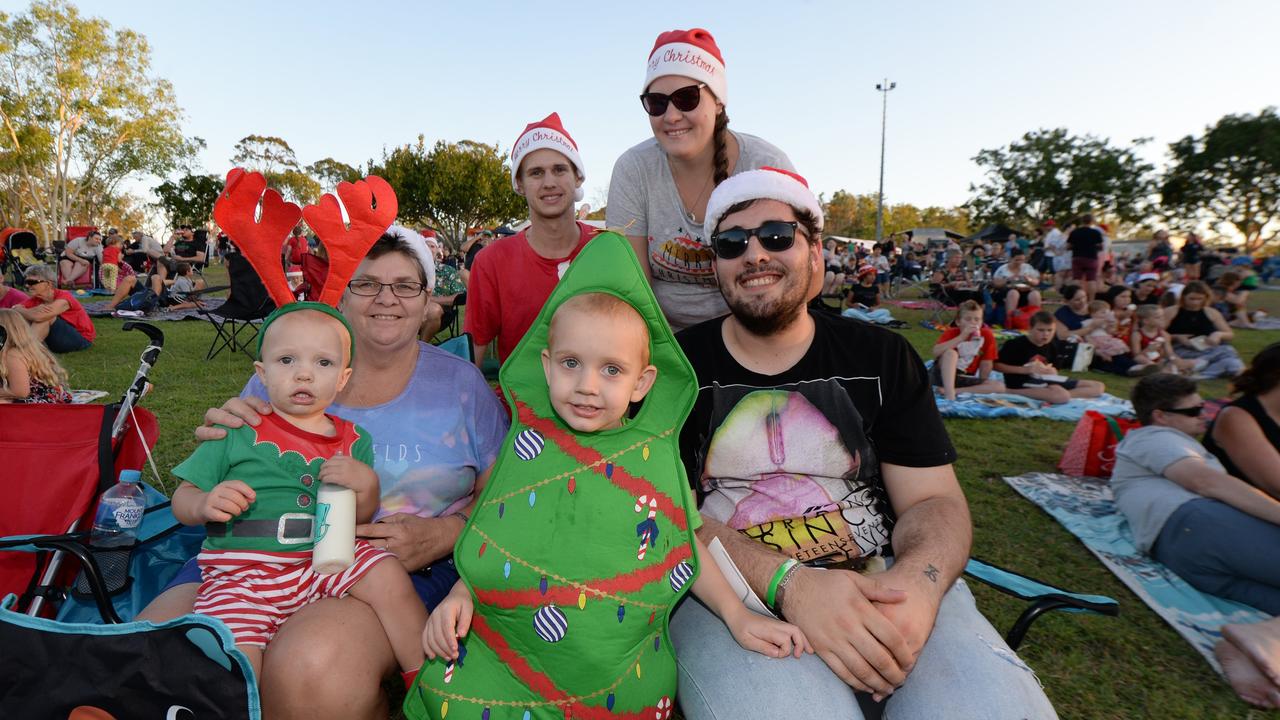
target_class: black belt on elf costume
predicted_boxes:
[206,514,314,545]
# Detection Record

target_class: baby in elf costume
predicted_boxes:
[406,233,807,720]
[170,169,425,683]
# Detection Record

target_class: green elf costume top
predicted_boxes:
[405,231,700,720]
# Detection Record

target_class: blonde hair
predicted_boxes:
[0,309,70,392]
[1088,300,1110,315]
[548,293,651,365]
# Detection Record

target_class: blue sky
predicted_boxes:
[11,0,1280,211]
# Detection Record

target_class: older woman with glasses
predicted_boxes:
[1111,373,1280,616]
[138,234,509,720]
[14,264,95,353]
[608,27,795,331]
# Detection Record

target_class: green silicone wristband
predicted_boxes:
[766,559,799,611]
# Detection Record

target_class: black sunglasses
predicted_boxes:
[23,278,47,287]
[639,82,707,117]
[710,221,801,260]
[1161,404,1205,417]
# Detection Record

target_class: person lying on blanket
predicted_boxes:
[409,237,809,720]
[995,310,1105,405]
[1111,373,1280,708]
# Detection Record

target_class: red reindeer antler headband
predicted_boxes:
[212,168,399,358]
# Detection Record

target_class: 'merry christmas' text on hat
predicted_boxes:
[702,166,826,244]
[510,112,585,202]
[643,27,727,104]
[212,168,398,360]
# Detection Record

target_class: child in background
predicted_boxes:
[170,304,426,682]
[0,308,72,404]
[162,262,200,311]
[1131,304,1200,374]
[422,294,809,668]
[930,300,1005,401]
[100,233,124,292]
[1085,300,1133,359]
[996,310,1107,405]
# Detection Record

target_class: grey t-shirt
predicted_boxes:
[1110,425,1221,553]
[607,131,793,331]
[65,237,102,263]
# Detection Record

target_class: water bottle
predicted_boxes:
[90,469,146,548]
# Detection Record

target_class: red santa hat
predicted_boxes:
[644,28,727,104]
[703,167,825,242]
[510,112,585,202]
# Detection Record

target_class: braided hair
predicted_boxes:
[711,110,731,186]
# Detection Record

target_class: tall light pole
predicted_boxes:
[874,79,896,243]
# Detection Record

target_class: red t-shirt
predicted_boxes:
[464,223,596,362]
[22,289,96,342]
[102,245,122,266]
[285,236,309,266]
[936,325,997,375]
[0,286,29,309]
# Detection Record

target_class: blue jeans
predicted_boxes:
[669,578,1057,720]
[45,316,91,353]
[1153,498,1280,614]
[842,308,895,325]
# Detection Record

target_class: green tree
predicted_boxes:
[821,190,879,238]
[1161,108,1280,252]
[966,128,1155,231]
[153,173,221,227]
[0,0,200,245]
[307,157,362,192]
[373,137,526,246]
[230,134,320,204]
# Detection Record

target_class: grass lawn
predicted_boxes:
[57,263,1278,719]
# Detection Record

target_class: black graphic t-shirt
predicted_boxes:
[677,311,956,565]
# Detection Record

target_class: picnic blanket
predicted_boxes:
[1003,472,1270,676]
[84,298,225,321]
[1247,315,1280,330]
[926,365,1134,421]
[934,391,1132,421]
[70,390,108,404]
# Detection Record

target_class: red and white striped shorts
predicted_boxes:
[194,540,392,646]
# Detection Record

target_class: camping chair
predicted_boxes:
[0,322,163,620]
[436,332,473,363]
[198,252,275,360]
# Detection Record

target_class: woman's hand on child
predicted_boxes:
[195,396,272,441]
[723,605,812,659]
[201,480,256,522]
[423,581,473,661]
[358,513,462,571]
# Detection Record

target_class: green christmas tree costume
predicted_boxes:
[404,232,700,720]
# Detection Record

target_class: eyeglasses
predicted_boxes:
[710,221,801,260]
[639,83,707,117]
[346,280,426,298]
[1161,404,1205,417]
[23,278,47,287]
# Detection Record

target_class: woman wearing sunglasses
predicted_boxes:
[14,264,94,353]
[607,27,795,331]
[1112,372,1280,617]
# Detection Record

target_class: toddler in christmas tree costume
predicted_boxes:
[170,169,425,683]
[407,233,807,720]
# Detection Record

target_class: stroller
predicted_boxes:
[0,322,260,719]
[1,227,45,285]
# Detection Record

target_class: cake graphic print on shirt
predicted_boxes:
[699,381,894,569]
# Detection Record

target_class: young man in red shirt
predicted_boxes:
[464,113,596,368]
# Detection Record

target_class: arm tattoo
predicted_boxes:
[923,564,940,583]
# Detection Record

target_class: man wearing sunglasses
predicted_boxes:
[1113,373,1280,617]
[464,113,596,368]
[672,168,1055,719]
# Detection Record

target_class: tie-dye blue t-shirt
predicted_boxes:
[243,341,508,520]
